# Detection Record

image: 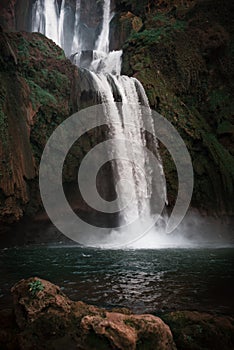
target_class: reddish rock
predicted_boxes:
[5,278,234,349]
[10,277,176,350]
[81,312,176,350]
[0,30,79,225]
[163,311,234,350]
[11,277,72,329]
[0,30,116,230]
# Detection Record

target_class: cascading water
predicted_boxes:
[94,0,111,53]
[71,0,81,55]
[31,0,168,246]
[32,0,60,46]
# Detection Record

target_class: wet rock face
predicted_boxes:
[0,30,117,227]
[0,30,73,224]
[110,11,143,51]
[0,0,233,226]
[121,0,234,215]
[11,277,176,350]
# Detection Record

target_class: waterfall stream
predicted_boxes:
[32,0,60,46]
[31,0,167,245]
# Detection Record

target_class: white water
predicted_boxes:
[87,0,167,232]
[71,0,81,54]
[58,0,66,50]
[32,0,60,46]
[90,72,141,224]
[95,0,111,53]
[31,0,169,247]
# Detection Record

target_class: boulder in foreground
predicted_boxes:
[11,277,176,350]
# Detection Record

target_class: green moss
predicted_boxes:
[217,120,234,134]
[29,39,51,54]
[0,109,8,146]
[208,89,233,121]
[129,28,167,45]
[47,70,70,93]
[0,86,8,148]
[122,0,234,214]
[152,13,186,31]
[202,132,234,194]
[17,36,30,57]
[29,34,66,60]
[37,69,69,94]
[152,13,169,24]
[25,79,57,109]
[209,89,228,110]
[126,15,186,47]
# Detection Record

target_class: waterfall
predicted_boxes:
[31,0,167,244]
[94,0,111,53]
[71,0,81,54]
[58,0,65,50]
[32,0,60,46]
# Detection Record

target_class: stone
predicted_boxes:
[81,312,176,350]
[11,277,72,329]
[163,311,234,350]
[10,277,176,350]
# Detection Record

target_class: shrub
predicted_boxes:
[28,279,45,296]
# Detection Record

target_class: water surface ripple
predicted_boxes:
[0,246,233,314]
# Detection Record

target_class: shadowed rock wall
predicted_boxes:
[0,0,233,231]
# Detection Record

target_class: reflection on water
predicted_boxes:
[0,246,234,314]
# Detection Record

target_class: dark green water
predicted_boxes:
[0,246,234,314]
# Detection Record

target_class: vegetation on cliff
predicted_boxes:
[0,30,113,225]
[0,0,233,225]
[0,30,81,223]
[120,0,234,214]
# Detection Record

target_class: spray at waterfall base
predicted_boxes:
[39,103,194,248]
[34,0,194,247]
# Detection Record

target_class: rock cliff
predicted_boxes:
[1,277,233,349]
[0,0,233,229]
[120,0,234,214]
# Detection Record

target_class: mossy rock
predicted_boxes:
[162,311,234,350]
[122,0,234,215]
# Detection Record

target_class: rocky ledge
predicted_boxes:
[0,277,234,349]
